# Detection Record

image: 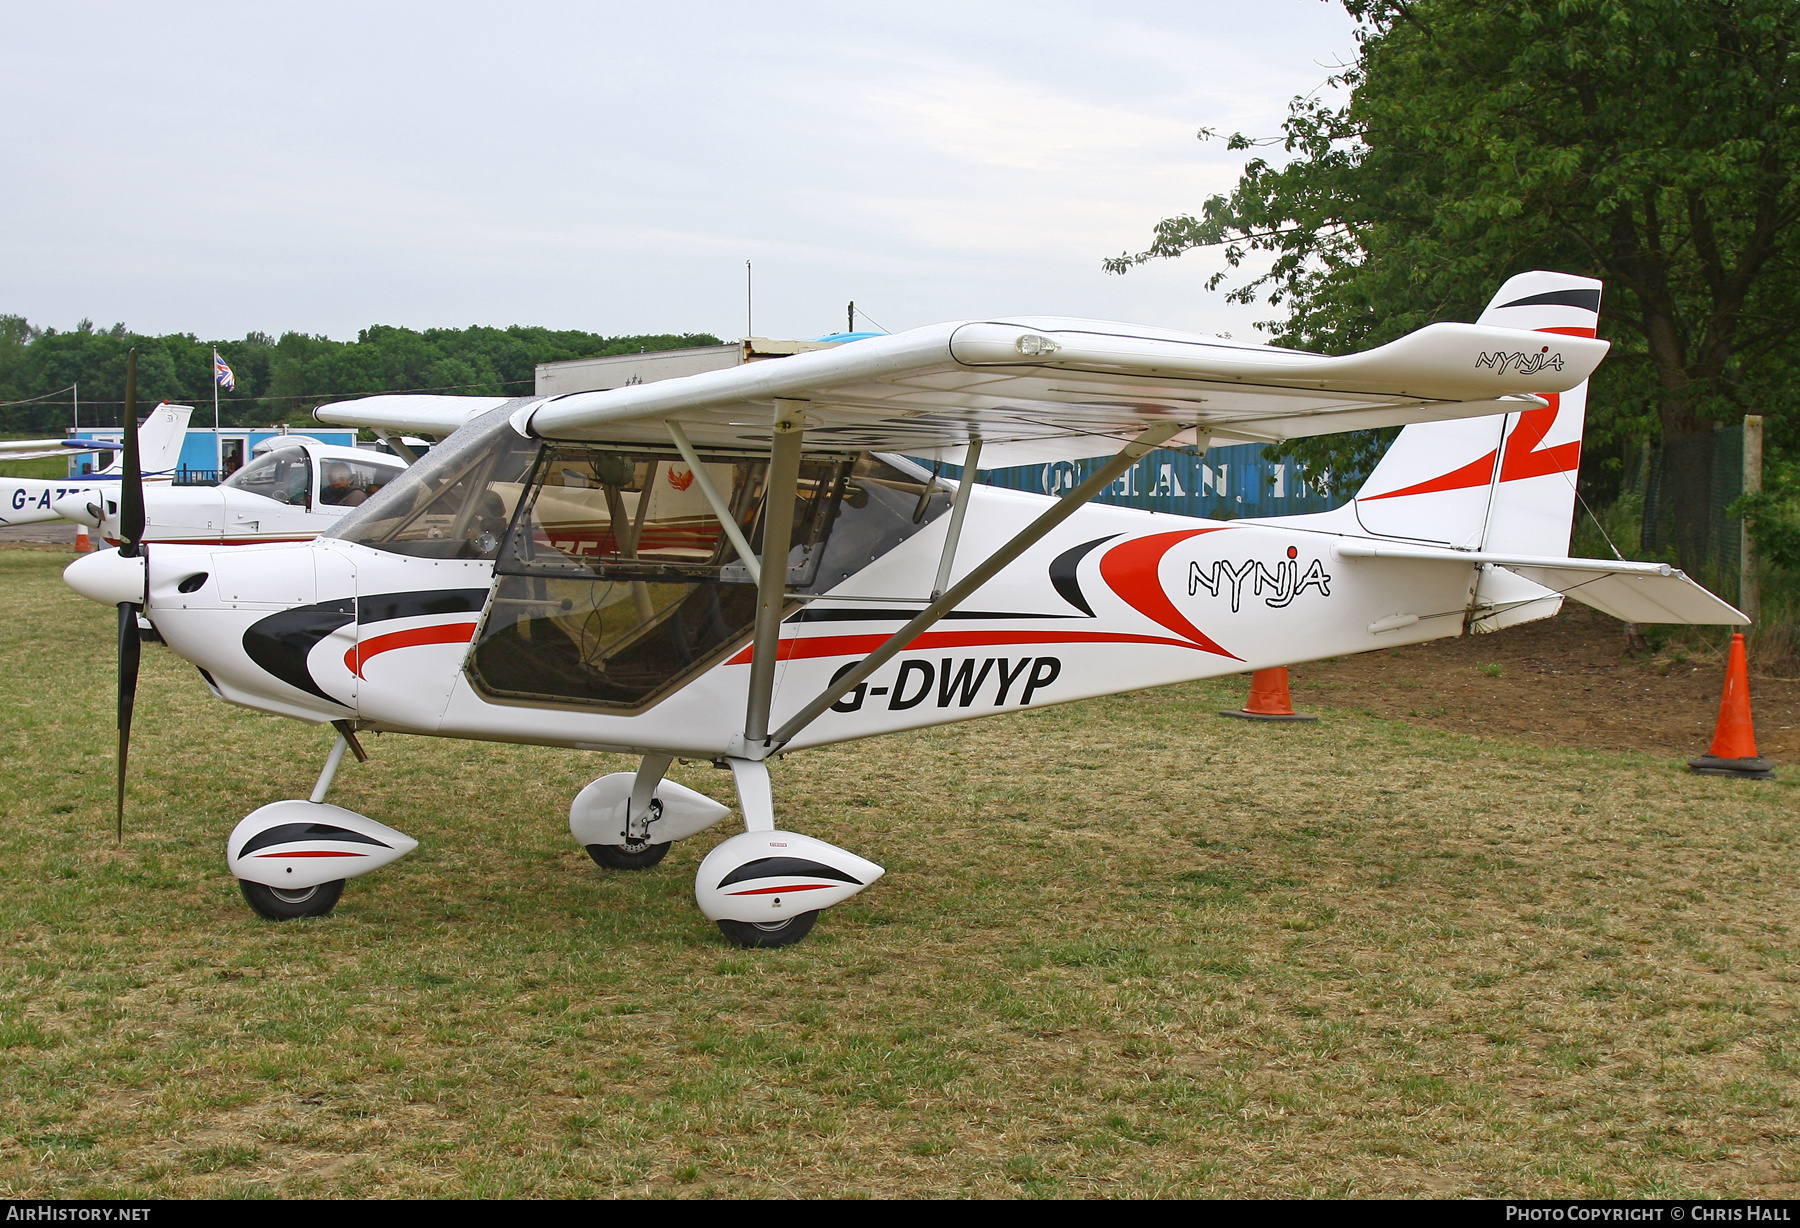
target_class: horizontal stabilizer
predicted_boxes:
[1505,565,1747,626]
[1335,542,1747,626]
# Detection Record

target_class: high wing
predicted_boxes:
[0,438,126,461]
[313,394,512,439]
[518,316,1609,465]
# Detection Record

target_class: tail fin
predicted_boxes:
[105,404,193,476]
[1348,271,1601,554]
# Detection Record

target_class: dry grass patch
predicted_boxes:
[0,547,1796,1198]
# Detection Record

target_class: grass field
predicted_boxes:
[0,455,73,480]
[1,545,1796,1198]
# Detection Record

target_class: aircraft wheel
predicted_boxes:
[716,910,819,949]
[584,841,670,871]
[240,878,344,921]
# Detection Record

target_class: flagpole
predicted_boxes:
[212,348,221,475]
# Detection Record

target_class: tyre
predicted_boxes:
[240,878,344,920]
[715,910,819,949]
[584,841,671,871]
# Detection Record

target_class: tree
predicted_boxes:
[1108,0,1800,574]
[0,323,722,434]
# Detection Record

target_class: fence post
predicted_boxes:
[1742,414,1763,623]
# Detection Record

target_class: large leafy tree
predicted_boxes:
[1108,0,1800,572]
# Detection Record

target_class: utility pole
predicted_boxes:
[1741,414,1763,623]
[745,261,753,338]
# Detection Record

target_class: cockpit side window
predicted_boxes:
[316,455,404,509]
[468,444,852,712]
[222,450,311,506]
[327,404,540,559]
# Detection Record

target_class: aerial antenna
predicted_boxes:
[848,301,854,334]
[746,261,753,338]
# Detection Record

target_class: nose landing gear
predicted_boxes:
[226,726,416,921]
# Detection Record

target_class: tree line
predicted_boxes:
[0,317,721,433]
[1109,0,1799,577]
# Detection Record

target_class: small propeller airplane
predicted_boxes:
[55,437,409,547]
[63,272,1747,947]
[2,404,192,527]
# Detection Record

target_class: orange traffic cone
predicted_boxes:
[74,525,93,553]
[1220,667,1317,723]
[1688,633,1774,778]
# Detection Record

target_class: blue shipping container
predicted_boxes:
[935,442,1353,520]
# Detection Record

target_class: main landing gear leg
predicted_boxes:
[726,758,776,833]
[583,754,674,870]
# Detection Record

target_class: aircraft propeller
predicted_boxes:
[114,348,144,842]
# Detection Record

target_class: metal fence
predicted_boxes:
[939,442,1353,519]
[1641,424,1744,595]
[173,468,223,486]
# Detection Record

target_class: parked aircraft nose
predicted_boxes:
[64,548,146,606]
[50,493,103,526]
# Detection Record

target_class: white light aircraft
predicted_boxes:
[55,439,409,547]
[64,273,1746,947]
[1,404,192,527]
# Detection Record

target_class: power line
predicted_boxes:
[0,384,76,408]
[3,376,536,408]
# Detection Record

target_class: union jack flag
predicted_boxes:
[214,351,235,391]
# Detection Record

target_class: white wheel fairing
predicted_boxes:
[570,773,730,847]
[694,831,884,923]
[228,800,418,890]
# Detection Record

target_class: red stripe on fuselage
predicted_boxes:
[104,536,315,546]
[346,622,478,679]
[1098,529,1239,659]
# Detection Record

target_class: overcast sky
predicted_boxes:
[1,1,1359,344]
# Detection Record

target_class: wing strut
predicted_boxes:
[666,419,760,585]
[741,400,807,749]
[763,420,1193,754]
[931,438,982,600]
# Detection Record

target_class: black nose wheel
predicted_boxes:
[716,910,819,948]
[240,878,345,920]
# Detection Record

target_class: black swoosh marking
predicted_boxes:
[717,857,862,888]
[1048,534,1120,617]
[357,588,488,627]
[242,599,354,706]
[1495,288,1601,312]
[237,822,391,860]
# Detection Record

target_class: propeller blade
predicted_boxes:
[116,600,141,842]
[118,349,144,556]
[115,347,145,840]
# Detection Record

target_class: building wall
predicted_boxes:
[68,428,359,477]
